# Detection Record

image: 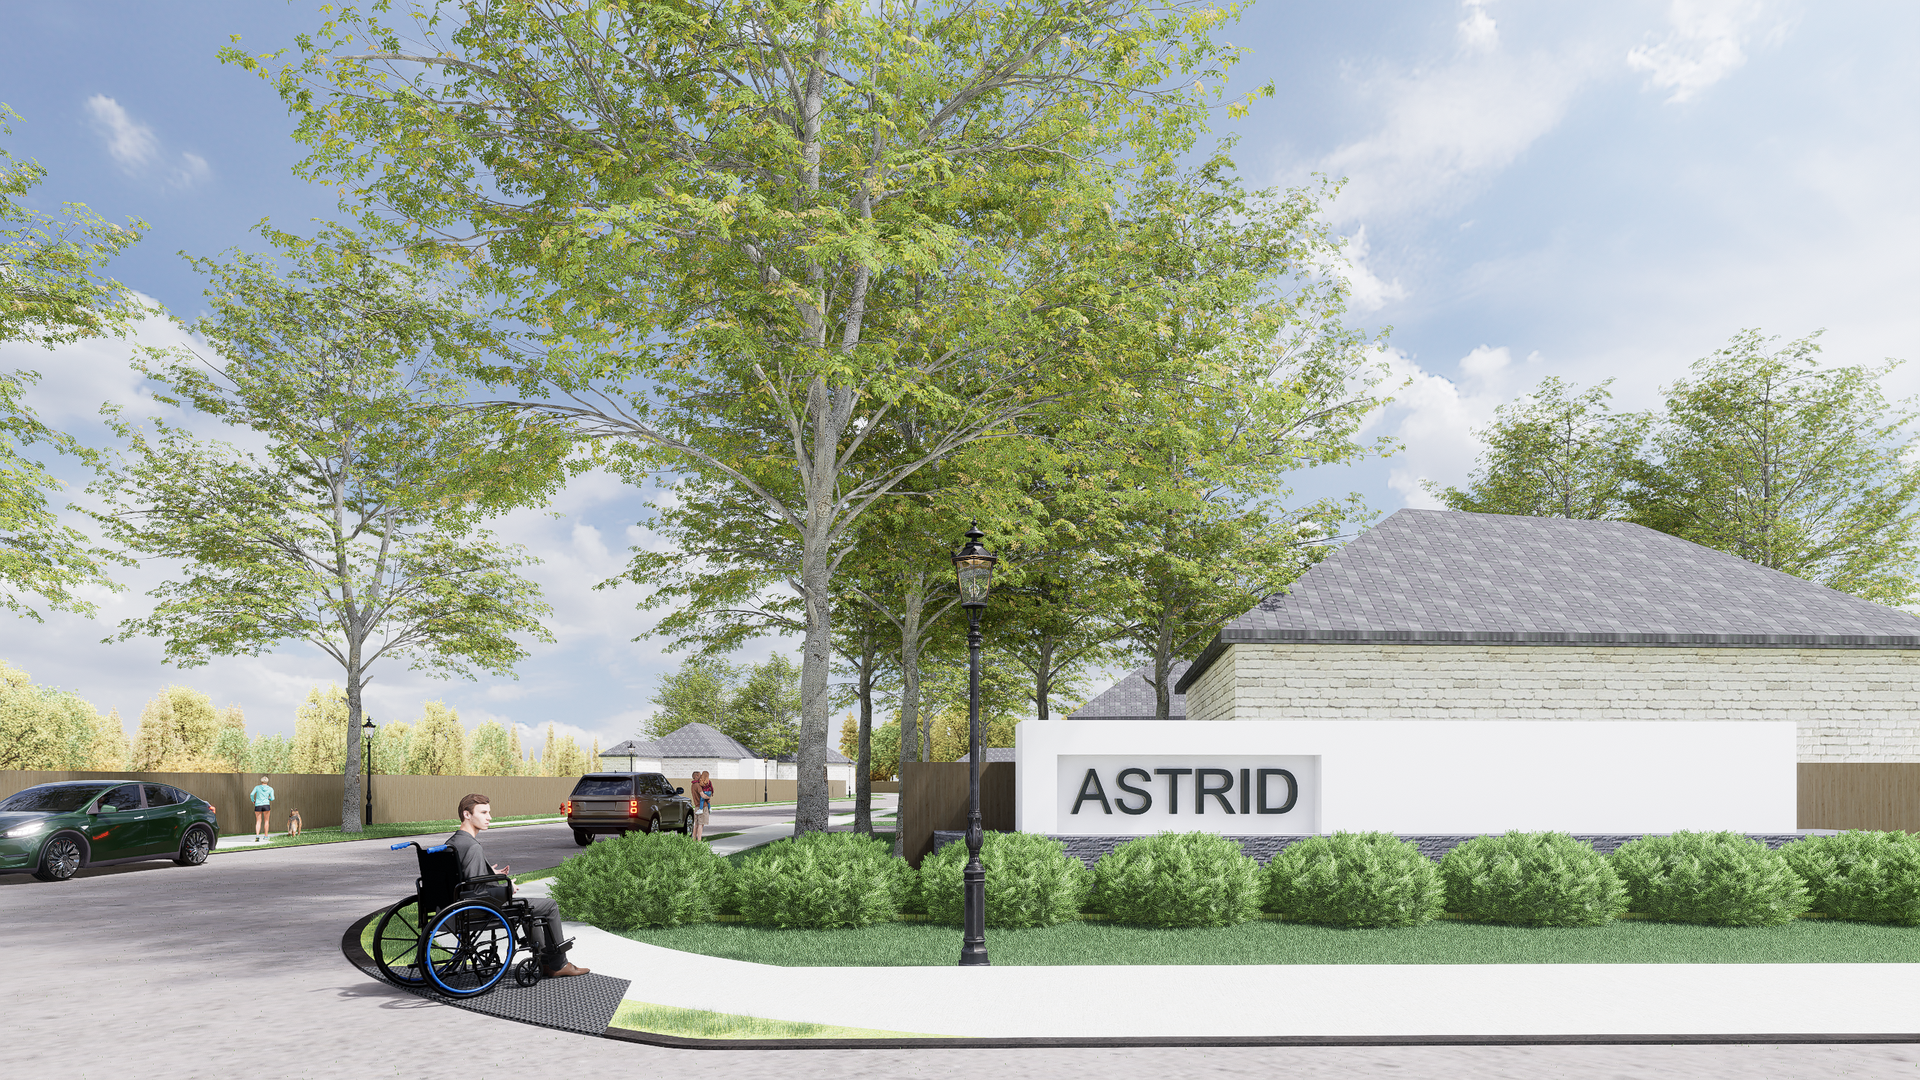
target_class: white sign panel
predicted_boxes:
[1015,719,1796,835]
[1057,755,1321,835]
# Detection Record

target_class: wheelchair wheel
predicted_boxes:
[373,898,430,987]
[424,902,514,997]
[513,956,543,988]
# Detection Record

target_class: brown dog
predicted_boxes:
[286,810,302,838]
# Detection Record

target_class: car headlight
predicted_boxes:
[5,821,48,839]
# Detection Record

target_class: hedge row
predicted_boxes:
[551,829,1920,931]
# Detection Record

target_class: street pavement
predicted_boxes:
[3,801,1916,1080]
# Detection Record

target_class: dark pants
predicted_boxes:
[521,895,570,969]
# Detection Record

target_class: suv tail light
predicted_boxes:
[561,800,573,815]
[629,799,639,817]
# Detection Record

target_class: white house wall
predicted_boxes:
[1187,643,1920,763]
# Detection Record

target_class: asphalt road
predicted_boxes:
[4,810,1917,1080]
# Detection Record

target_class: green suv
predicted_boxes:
[0,780,220,881]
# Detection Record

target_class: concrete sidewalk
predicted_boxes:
[506,869,1920,1040]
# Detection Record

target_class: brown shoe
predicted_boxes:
[544,962,590,978]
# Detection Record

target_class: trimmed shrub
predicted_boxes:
[1781,830,1920,925]
[549,830,724,930]
[1265,832,1444,929]
[1439,832,1627,927]
[1090,832,1263,928]
[1610,832,1810,927]
[730,831,911,929]
[921,832,1089,928]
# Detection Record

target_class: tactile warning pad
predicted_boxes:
[346,924,629,1035]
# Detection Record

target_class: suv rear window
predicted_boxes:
[639,773,677,796]
[570,776,634,798]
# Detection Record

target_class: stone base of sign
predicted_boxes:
[931,830,1839,868]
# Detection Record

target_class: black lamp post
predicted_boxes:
[361,716,376,828]
[951,521,996,967]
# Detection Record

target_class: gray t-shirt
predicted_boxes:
[447,830,510,901]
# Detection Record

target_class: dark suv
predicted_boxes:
[563,772,692,846]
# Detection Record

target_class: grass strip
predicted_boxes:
[615,917,1920,967]
[611,999,942,1040]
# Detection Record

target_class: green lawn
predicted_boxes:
[615,917,1920,967]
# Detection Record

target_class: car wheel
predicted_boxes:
[33,834,84,882]
[173,826,213,866]
[645,815,661,834]
[572,829,591,847]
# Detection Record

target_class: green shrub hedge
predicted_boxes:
[1611,832,1809,927]
[1090,832,1263,927]
[549,831,724,930]
[729,831,911,929]
[921,832,1089,928]
[1266,832,1444,928]
[1782,830,1920,925]
[1439,832,1627,927]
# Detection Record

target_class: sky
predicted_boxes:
[2,1,1916,755]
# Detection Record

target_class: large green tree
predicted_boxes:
[232,0,1260,834]
[1060,160,1387,717]
[1430,377,1651,520]
[91,244,556,830]
[1,105,147,619]
[1638,330,1920,605]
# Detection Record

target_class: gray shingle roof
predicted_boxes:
[1177,509,1920,692]
[1068,662,1189,721]
[599,738,660,758]
[955,747,1017,763]
[650,722,760,760]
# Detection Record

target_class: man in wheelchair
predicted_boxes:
[452,792,589,979]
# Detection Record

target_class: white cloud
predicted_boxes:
[1362,344,1539,507]
[1458,0,1500,51]
[1626,0,1781,103]
[1313,33,1596,224]
[1326,226,1407,311]
[84,95,159,171]
[82,95,211,189]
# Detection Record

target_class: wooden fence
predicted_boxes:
[0,771,346,836]
[0,770,845,836]
[1799,763,1920,832]
[899,761,1014,867]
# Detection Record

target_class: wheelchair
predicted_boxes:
[370,841,573,998]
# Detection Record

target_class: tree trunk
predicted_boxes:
[793,501,835,835]
[342,650,365,834]
[854,626,874,835]
[1033,635,1056,723]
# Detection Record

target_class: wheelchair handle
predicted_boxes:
[390,841,450,853]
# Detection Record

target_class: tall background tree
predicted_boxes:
[1643,330,1920,606]
[235,0,1265,834]
[1434,330,1920,607]
[90,243,557,830]
[1429,377,1650,520]
[1,104,146,619]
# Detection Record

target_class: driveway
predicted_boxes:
[3,814,1914,1080]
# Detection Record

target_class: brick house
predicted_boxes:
[1174,509,1920,767]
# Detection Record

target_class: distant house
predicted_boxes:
[1068,661,1189,722]
[953,747,1016,763]
[596,738,662,773]
[649,723,764,780]
[773,748,856,788]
